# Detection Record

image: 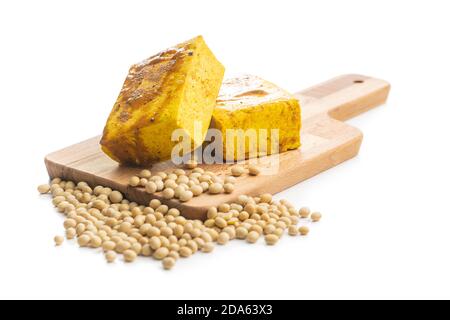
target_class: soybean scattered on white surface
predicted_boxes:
[39,174,322,270]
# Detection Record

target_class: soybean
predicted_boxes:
[54,236,64,246]
[129,176,140,187]
[224,183,234,194]
[145,181,157,194]
[153,247,169,260]
[231,165,245,177]
[202,242,215,253]
[246,231,260,244]
[299,207,310,218]
[139,169,152,179]
[299,226,310,236]
[38,184,51,194]
[162,257,176,270]
[109,191,123,204]
[311,212,322,222]
[162,188,175,199]
[123,249,137,262]
[179,190,193,202]
[179,246,193,258]
[105,251,117,263]
[288,225,299,236]
[265,234,279,245]
[248,165,261,176]
[209,183,223,194]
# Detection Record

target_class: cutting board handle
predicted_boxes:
[294,74,391,121]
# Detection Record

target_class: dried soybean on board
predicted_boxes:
[45,74,390,220]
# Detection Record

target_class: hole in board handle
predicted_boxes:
[353,80,364,84]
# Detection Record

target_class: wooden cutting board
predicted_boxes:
[45,74,390,220]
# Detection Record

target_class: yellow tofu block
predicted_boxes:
[211,75,301,160]
[100,36,225,166]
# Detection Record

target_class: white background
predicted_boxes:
[1,0,449,300]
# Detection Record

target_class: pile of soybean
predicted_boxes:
[127,164,258,200]
[38,170,321,270]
